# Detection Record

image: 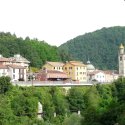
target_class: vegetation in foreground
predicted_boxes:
[0,76,125,125]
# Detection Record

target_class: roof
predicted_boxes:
[7,64,25,69]
[47,61,64,67]
[119,43,124,49]
[0,65,8,69]
[87,60,95,70]
[103,70,119,75]
[9,54,30,63]
[0,57,10,62]
[88,70,104,75]
[68,61,86,67]
[38,70,68,78]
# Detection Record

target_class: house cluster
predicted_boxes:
[0,44,124,83]
[37,60,119,83]
[0,54,30,81]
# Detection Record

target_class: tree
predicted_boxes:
[63,113,83,125]
[0,76,12,94]
[11,92,38,118]
[67,87,86,113]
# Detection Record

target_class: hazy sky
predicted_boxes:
[0,0,125,46]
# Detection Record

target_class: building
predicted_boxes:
[0,64,26,81]
[8,65,27,82]
[36,69,69,81]
[63,61,87,82]
[0,55,11,65]
[88,70,119,83]
[42,61,64,72]
[9,54,30,71]
[86,60,95,73]
[0,54,29,81]
[118,43,125,76]
[88,70,105,83]
[104,70,119,82]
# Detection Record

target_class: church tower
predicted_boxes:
[118,43,125,76]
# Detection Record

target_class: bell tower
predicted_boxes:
[119,43,125,76]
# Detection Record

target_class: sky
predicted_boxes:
[0,0,125,46]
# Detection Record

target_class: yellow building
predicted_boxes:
[42,61,64,72]
[63,61,87,82]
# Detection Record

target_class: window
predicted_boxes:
[13,69,15,73]
[120,56,122,61]
[13,74,15,79]
[54,67,55,69]
[65,67,67,70]
[77,67,78,70]
[69,67,72,69]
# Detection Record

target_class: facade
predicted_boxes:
[88,70,119,83]
[63,61,87,82]
[118,43,125,76]
[0,54,29,81]
[8,65,26,82]
[88,70,106,83]
[0,65,9,77]
[104,70,119,82]
[42,61,64,72]
[0,64,26,81]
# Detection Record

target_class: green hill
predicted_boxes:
[59,26,125,70]
[0,32,60,68]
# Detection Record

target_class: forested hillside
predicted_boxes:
[59,26,125,70]
[0,32,60,68]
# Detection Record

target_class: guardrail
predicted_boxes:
[12,81,93,87]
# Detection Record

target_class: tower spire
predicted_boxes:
[119,43,124,54]
[119,43,124,49]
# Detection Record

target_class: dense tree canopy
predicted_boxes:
[0,32,61,68]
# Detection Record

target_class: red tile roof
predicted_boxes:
[7,65,25,69]
[68,61,86,66]
[47,61,64,67]
[38,70,68,79]
[0,57,10,62]
[0,65,8,69]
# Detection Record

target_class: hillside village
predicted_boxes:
[0,44,124,84]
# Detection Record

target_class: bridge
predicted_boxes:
[12,81,93,87]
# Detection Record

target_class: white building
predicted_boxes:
[0,64,26,81]
[88,70,119,83]
[88,70,105,83]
